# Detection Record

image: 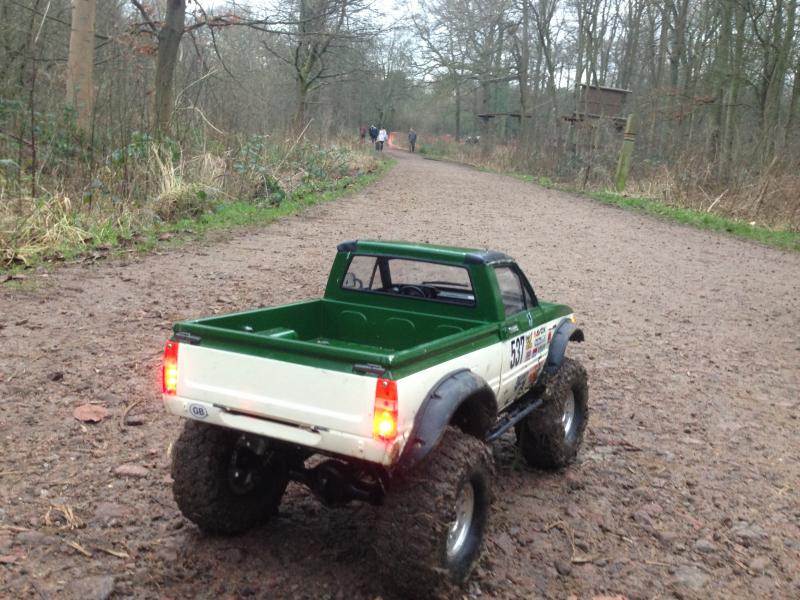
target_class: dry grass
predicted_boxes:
[1,137,379,270]
[150,148,220,221]
[0,195,90,266]
[626,156,800,230]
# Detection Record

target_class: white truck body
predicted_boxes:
[163,315,566,466]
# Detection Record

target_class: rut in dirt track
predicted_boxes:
[1,150,799,600]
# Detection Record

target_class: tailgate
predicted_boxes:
[175,344,376,438]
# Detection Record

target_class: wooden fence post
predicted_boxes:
[614,113,638,193]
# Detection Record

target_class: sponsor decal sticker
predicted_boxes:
[510,334,526,368]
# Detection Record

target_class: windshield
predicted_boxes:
[341,255,475,305]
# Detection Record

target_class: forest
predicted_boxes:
[1,0,799,269]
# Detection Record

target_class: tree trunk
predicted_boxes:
[153,0,186,134]
[720,1,745,179]
[518,0,530,156]
[787,60,800,137]
[714,0,731,168]
[761,0,796,156]
[294,79,310,130]
[454,80,462,142]
[66,0,96,135]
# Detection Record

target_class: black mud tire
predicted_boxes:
[375,427,493,599]
[171,420,289,534]
[516,357,588,469]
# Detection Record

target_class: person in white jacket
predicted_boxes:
[377,128,388,151]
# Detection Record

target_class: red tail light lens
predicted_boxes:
[162,341,179,395]
[373,378,398,441]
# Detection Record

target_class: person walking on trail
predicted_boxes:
[408,128,417,153]
[359,125,366,143]
[377,127,388,151]
[369,124,378,145]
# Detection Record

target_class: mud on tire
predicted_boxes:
[516,357,588,469]
[375,427,493,599]
[171,420,289,534]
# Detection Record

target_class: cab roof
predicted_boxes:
[336,240,512,266]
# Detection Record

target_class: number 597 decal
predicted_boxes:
[510,335,525,368]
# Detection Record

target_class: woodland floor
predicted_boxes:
[1,148,799,600]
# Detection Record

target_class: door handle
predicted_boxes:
[507,324,519,334]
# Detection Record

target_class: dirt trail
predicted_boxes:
[1,150,799,600]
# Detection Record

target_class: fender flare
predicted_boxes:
[396,369,496,472]
[545,319,585,375]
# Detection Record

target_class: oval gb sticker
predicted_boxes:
[189,404,208,419]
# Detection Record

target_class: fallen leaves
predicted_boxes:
[73,404,110,423]
[45,504,84,530]
[119,399,144,430]
[64,539,92,557]
[546,519,601,565]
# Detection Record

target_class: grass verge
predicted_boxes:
[507,173,799,252]
[586,190,799,252]
[151,157,394,246]
[1,157,394,277]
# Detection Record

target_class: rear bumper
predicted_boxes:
[164,395,405,467]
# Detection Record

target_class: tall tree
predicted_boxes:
[413,0,474,140]
[153,0,186,133]
[261,0,377,130]
[132,0,187,133]
[66,0,97,134]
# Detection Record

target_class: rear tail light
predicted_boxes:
[373,378,398,441]
[162,341,179,395]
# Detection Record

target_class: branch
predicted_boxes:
[193,1,243,87]
[130,0,157,34]
[173,66,219,107]
[8,0,110,40]
[262,40,295,67]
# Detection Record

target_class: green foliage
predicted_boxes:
[154,183,217,221]
[0,100,86,164]
[108,132,179,165]
[508,173,553,188]
[231,136,282,204]
[417,140,448,158]
[292,143,351,180]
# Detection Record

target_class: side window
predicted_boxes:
[494,266,526,317]
[342,255,379,289]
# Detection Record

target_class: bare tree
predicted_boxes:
[413,0,474,140]
[66,0,97,134]
[260,0,378,130]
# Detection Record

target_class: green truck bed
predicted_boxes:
[175,299,500,373]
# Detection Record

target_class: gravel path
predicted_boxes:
[1,150,799,599]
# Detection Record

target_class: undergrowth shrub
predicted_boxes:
[0,132,380,269]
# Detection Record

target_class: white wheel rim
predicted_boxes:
[562,390,576,437]
[446,481,475,559]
